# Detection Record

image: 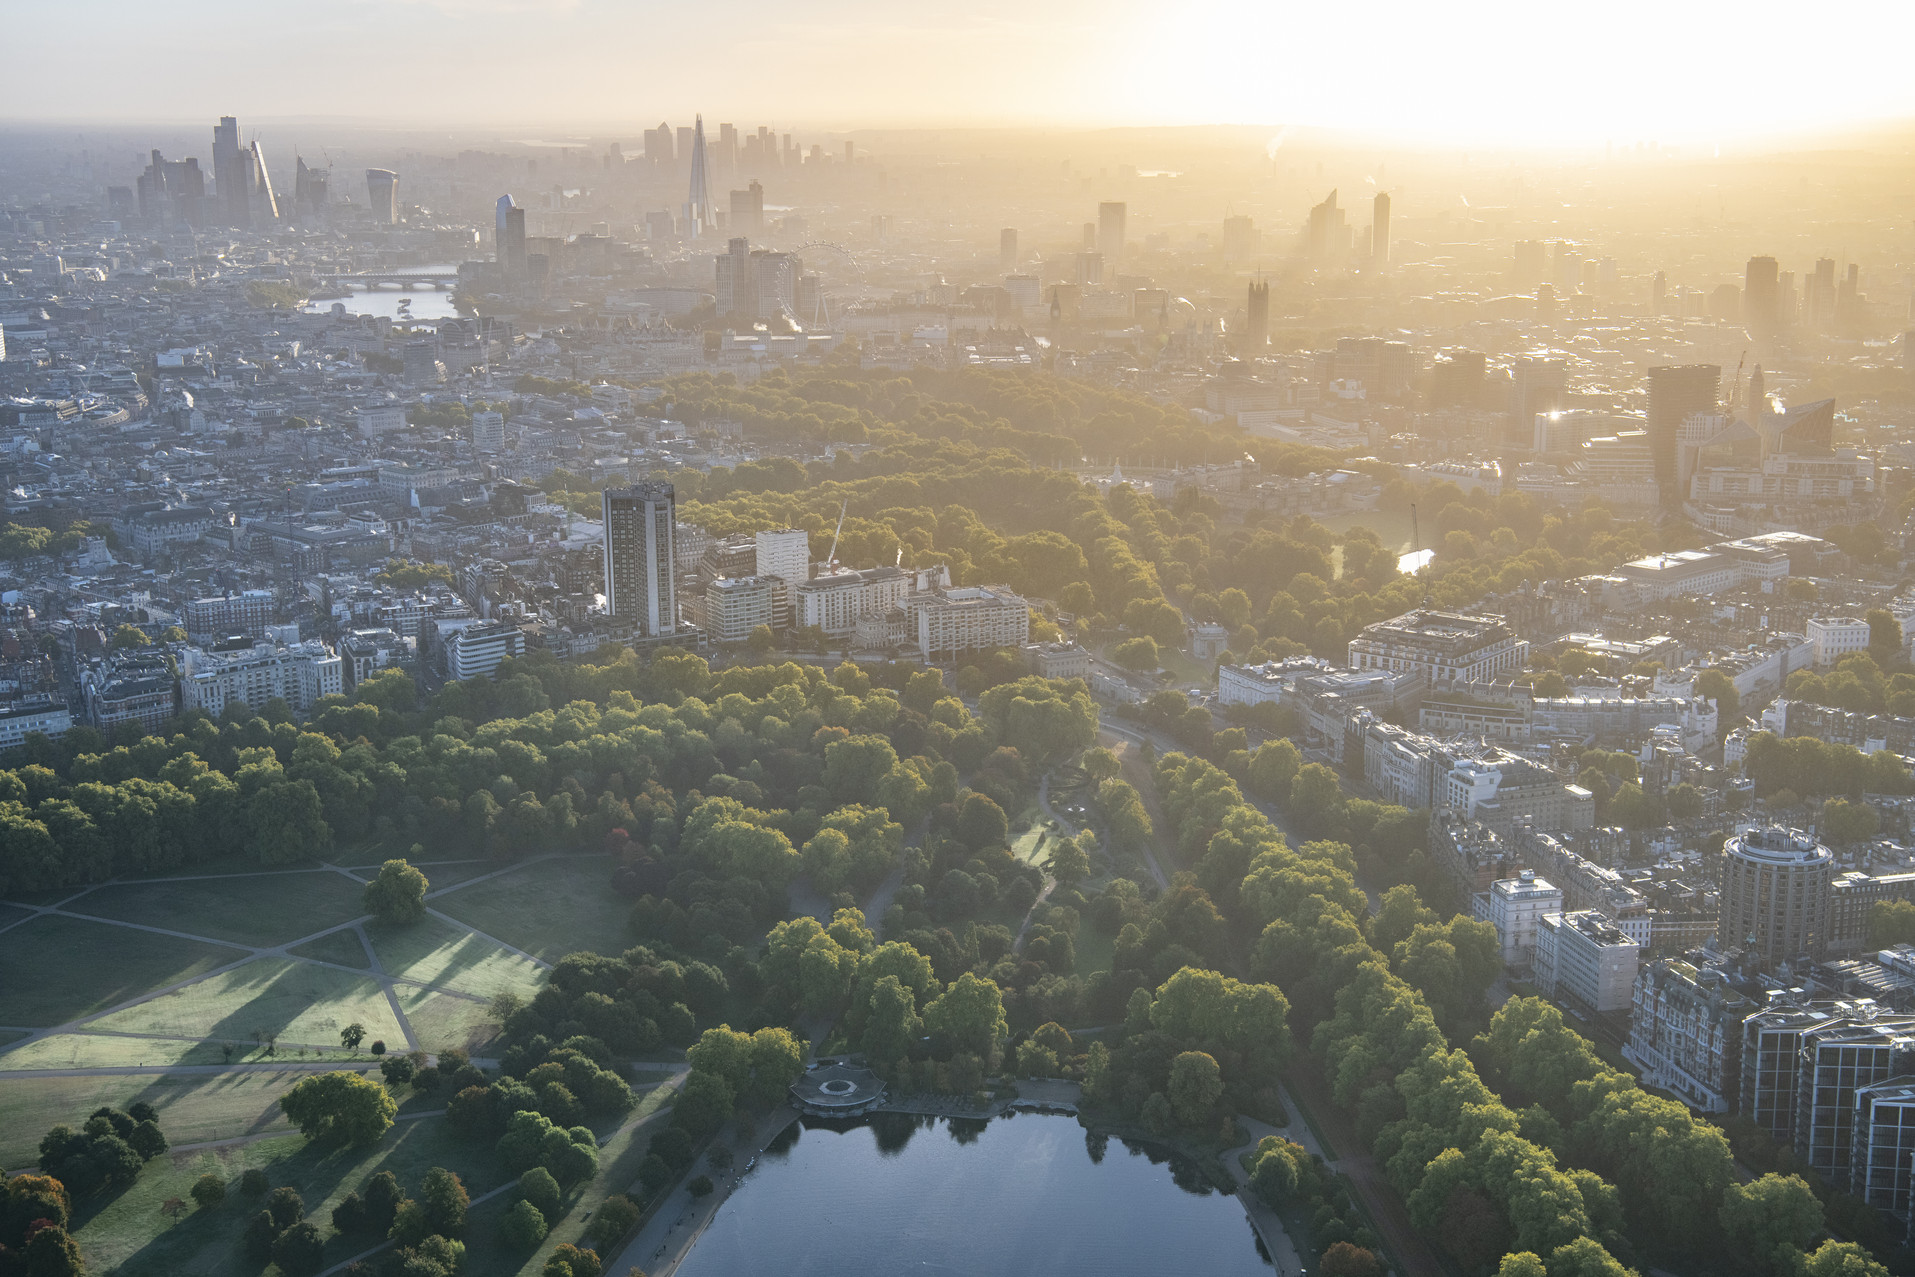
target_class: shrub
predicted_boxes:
[688,1175,714,1197]
[369,1039,387,1055]
[239,1168,270,1195]
[190,1173,226,1209]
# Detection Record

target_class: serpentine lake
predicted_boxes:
[672,1111,1275,1276]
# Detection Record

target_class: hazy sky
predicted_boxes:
[9,0,1915,145]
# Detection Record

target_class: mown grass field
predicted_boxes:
[0,916,245,1028]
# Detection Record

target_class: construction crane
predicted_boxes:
[824,499,848,569]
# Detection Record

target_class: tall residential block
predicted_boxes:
[603,483,677,637]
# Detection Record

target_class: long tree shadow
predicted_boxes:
[0,915,248,1032]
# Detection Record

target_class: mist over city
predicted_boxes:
[5,5,1915,1277]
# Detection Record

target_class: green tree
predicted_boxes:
[1166,1050,1223,1126]
[499,1198,548,1248]
[518,1166,562,1222]
[1821,797,1880,847]
[1870,899,1915,948]
[20,1225,85,1277]
[1868,608,1904,668]
[1802,1241,1891,1277]
[1695,667,1740,733]
[541,1241,602,1277]
[923,972,1009,1067]
[279,1071,397,1145]
[1112,636,1159,671]
[272,1221,327,1277]
[420,1166,468,1237]
[191,1172,226,1209]
[110,624,151,650]
[1048,830,1094,886]
[673,1070,736,1140]
[341,1022,366,1051]
[364,858,429,924]
[1718,1173,1824,1275]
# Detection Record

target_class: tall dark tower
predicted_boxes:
[999,228,1017,273]
[1245,280,1270,351]
[602,483,677,637]
[1745,256,1779,337]
[1372,192,1391,270]
[1647,365,1720,506]
[213,116,244,227]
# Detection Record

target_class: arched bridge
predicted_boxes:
[320,270,461,290]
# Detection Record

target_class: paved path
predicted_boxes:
[1097,724,1172,888]
[1284,1063,1447,1277]
[604,1102,797,1277]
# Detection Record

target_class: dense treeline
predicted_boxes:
[0,645,1085,905]
[1150,748,1878,1277]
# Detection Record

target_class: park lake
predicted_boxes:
[671,1111,1274,1277]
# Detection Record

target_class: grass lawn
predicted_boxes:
[0,915,246,1028]
[367,915,547,999]
[431,856,630,962]
[0,901,32,927]
[72,871,368,948]
[86,957,406,1051]
[2,1034,274,1072]
[396,991,506,1057]
[0,1069,361,1171]
[288,927,373,970]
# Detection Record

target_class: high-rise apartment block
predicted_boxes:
[1097,202,1126,261]
[1719,825,1833,964]
[602,483,677,637]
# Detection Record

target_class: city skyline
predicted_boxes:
[8,0,1915,145]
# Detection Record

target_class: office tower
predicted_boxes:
[1744,256,1779,335]
[645,123,674,166]
[1098,202,1126,261]
[685,116,713,239]
[602,483,677,637]
[293,155,328,219]
[718,122,738,180]
[1806,258,1837,330]
[365,169,398,224]
[1510,356,1566,432]
[136,151,205,226]
[1222,216,1259,262]
[1747,364,1767,419]
[999,228,1017,272]
[1075,251,1103,286]
[1646,364,1719,503]
[1837,263,1862,329]
[213,116,244,226]
[716,238,755,318]
[728,181,764,238]
[676,126,695,170]
[1307,190,1346,261]
[1512,240,1545,289]
[755,527,810,629]
[470,411,506,452]
[501,204,527,279]
[106,186,136,221]
[1244,280,1269,351]
[246,141,279,224]
[1720,826,1833,964]
[1371,192,1390,269]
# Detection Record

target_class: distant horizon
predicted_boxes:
[12,0,1915,147]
